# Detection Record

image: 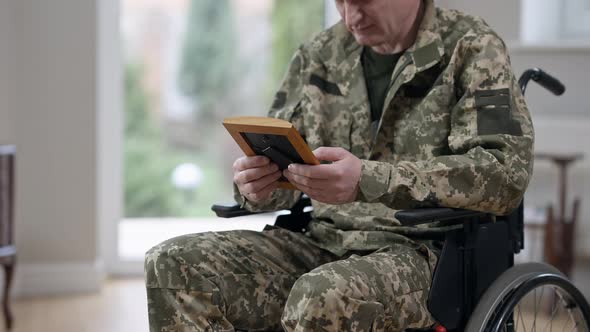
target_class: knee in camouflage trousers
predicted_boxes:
[145,228,436,331]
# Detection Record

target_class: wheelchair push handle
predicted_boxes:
[519,68,565,96]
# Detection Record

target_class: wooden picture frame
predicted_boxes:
[223,116,319,190]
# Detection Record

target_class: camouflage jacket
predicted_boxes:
[235,0,534,254]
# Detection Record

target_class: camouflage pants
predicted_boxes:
[145,227,435,331]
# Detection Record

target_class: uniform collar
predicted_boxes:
[407,0,445,72]
[331,0,444,87]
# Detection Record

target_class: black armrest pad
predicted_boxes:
[212,195,313,219]
[293,195,312,210]
[211,204,265,218]
[395,208,489,226]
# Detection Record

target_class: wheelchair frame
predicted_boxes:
[213,197,520,331]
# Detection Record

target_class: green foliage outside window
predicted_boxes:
[124,1,325,218]
[270,1,325,86]
[125,64,227,217]
[124,64,187,217]
[178,0,236,124]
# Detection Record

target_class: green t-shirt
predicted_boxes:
[361,47,403,123]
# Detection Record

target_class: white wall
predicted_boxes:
[437,0,521,41]
[439,0,590,257]
[0,0,16,143]
[2,0,104,297]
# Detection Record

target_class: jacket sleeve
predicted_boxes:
[233,47,310,212]
[357,33,534,215]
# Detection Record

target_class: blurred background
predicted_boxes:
[0,0,588,331]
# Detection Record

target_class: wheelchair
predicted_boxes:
[212,68,590,331]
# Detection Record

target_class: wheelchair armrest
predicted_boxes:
[395,208,489,227]
[211,195,313,219]
[211,204,265,218]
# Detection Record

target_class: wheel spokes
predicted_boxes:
[508,285,588,332]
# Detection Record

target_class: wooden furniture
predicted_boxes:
[0,145,16,330]
[536,152,583,278]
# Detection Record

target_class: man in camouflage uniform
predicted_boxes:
[145,0,533,331]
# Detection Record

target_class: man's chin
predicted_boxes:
[353,34,378,47]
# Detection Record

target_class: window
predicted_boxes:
[122,0,324,218]
[521,0,590,43]
[120,0,325,261]
[562,0,590,38]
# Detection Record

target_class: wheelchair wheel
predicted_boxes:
[466,262,590,332]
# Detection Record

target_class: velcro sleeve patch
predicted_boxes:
[474,88,510,108]
[475,88,522,136]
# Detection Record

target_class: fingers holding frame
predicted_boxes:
[234,162,279,185]
[232,155,271,172]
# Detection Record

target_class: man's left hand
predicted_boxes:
[283,147,362,204]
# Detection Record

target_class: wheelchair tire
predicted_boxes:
[465,262,590,332]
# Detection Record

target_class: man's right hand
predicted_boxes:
[233,156,282,204]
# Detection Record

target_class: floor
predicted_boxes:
[7,210,590,332]
[6,215,277,332]
[8,279,149,332]
[5,261,590,332]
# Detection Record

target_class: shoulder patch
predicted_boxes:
[271,91,287,110]
[309,74,343,96]
[475,88,510,108]
[475,88,522,136]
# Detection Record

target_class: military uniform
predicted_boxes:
[145,1,534,331]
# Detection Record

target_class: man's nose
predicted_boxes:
[343,2,362,27]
